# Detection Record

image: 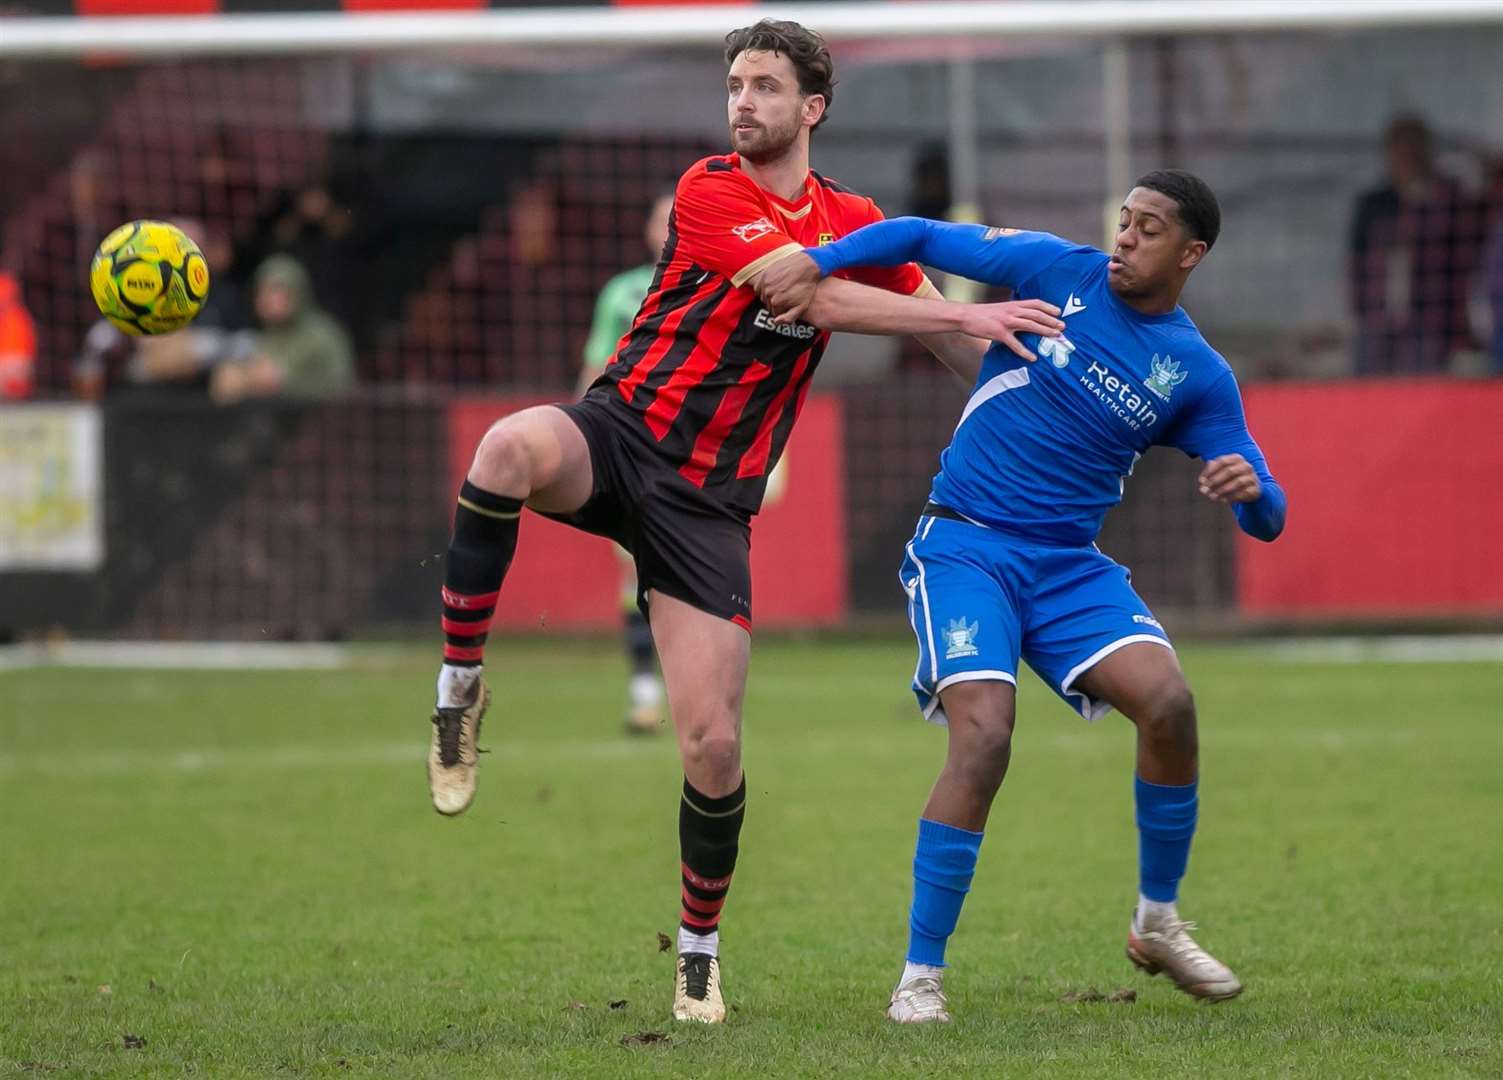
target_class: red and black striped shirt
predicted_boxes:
[591,154,925,517]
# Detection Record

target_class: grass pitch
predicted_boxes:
[2,639,1499,1078]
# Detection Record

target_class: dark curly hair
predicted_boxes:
[724,19,836,132]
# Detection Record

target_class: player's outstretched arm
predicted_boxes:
[807,217,1067,289]
[754,260,993,381]
[758,216,1076,328]
[763,217,997,318]
[797,275,1062,362]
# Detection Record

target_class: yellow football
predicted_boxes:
[89,220,211,336]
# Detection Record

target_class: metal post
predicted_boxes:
[1102,38,1131,248]
[942,46,984,302]
[947,48,981,220]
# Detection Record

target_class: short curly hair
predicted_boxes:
[1134,169,1221,250]
[724,19,836,132]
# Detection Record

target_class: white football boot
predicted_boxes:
[428,675,489,816]
[887,972,952,1024]
[672,953,726,1023]
[1126,912,1243,1001]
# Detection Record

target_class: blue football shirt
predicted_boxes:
[809,218,1286,545]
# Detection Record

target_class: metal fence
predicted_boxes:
[3,8,1502,637]
[1,387,1239,639]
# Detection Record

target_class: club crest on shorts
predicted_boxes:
[944,618,980,660]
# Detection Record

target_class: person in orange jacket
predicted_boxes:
[0,270,37,400]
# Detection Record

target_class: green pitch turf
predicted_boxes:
[2,640,1499,1078]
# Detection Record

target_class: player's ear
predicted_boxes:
[801,93,826,129]
[1179,240,1208,271]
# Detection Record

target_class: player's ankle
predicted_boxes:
[678,926,719,957]
[437,663,482,709]
[1135,895,1178,931]
[899,960,944,989]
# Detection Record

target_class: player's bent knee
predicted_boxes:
[1138,682,1197,749]
[679,725,741,774]
[960,726,1013,787]
[471,418,539,494]
[942,682,1016,773]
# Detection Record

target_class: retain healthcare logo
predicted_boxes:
[1081,360,1159,432]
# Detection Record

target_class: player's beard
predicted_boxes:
[730,112,801,165]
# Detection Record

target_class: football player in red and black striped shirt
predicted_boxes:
[427,18,1065,1023]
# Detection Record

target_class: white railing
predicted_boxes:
[3,0,1503,58]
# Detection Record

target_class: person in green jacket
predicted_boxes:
[578,191,675,392]
[213,254,354,403]
[579,191,675,734]
[253,254,355,399]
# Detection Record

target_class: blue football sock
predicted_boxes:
[1135,775,1198,903]
[906,818,983,967]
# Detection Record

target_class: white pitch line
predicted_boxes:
[1247,635,1503,664]
[0,726,1425,780]
[0,641,350,671]
[0,738,655,779]
[3,636,1502,673]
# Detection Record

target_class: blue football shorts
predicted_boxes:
[900,513,1173,724]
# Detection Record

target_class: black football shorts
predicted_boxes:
[546,393,753,631]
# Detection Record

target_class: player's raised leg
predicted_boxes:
[890,678,1015,1024]
[429,406,594,816]
[1072,643,1242,1001]
[649,590,750,1024]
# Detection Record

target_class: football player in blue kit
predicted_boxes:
[760,170,1287,1022]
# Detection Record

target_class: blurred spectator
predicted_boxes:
[897,143,986,372]
[212,255,353,404]
[1486,228,1503,371]
[72,321,144,400]
[269,185,357,328]
[577,190,673,397]
[185,218,253,333]
[0,262,37,400]
[576,191,675,733]
[510,182,559,266]
[1348,115,1486,375]
[72,319,260,402]
[907,142,954,221]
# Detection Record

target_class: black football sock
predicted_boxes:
[678,775,746,951]
[441,480,522,667]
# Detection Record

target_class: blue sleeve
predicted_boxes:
[808,217,1078,290]
[1165,369,1287,542]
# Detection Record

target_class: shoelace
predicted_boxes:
[681,954,713,1000]
[1154,920,1217,966]
[897,976,946,1008]
[433,710,463,767]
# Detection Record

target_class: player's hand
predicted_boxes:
[757,252,822,325]
[957,299,1065,361]
[1198,454,1262,504]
